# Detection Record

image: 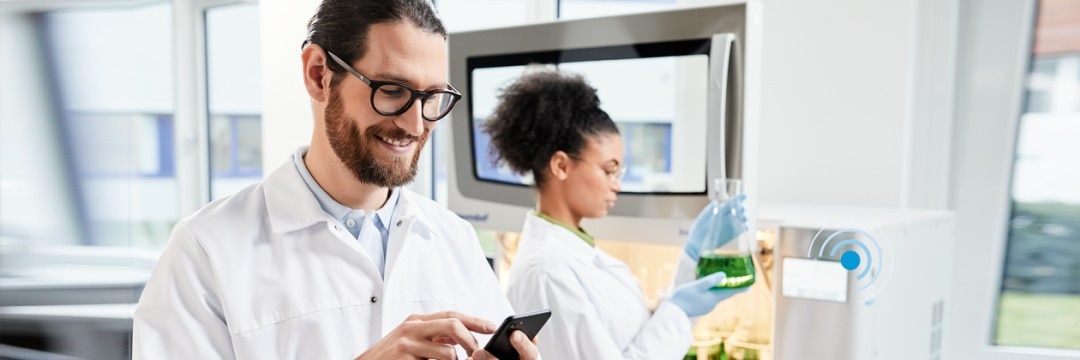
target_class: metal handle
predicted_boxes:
[707,33,739,187]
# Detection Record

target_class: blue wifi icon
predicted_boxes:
[808,222,893,303]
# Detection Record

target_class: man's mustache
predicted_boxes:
[366,126,425,142]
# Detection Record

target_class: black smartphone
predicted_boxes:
[482,309,552,360]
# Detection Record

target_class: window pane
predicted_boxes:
[996,0,1080,350]
[559,0,675,20]
[468,55,708,193]
[45,3,177,249]
[206,3,263,200]
[436,0,533,32]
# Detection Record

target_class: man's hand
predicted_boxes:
[467,330,540,360]
[355,311,497,360]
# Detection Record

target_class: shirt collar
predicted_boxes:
[533,210,594,247]
[522,212,597,265]
[288,146,399,230]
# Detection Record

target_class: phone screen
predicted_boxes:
[483,309,552,360]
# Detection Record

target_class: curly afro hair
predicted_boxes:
[482,67,619,187]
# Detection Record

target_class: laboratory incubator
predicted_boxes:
[763,205,955,360]
[446,1,763,243]
[446,3,957,359]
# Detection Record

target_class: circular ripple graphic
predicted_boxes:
[806,220,893,303]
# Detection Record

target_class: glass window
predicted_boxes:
[44,3,178,249]
[436,0,535,32]
[206,3,263,200]
[467,51,709,194]
[559,0,676,20]
[996,0,1080,351]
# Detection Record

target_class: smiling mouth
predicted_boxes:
[376,134,415,147]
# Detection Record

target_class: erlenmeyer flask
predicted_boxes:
[692,178,755,289]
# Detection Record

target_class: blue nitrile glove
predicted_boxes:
[668,272,748,318]
[684,194,749,261]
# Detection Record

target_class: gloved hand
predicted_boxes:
[668,272,748,318]
[684,194,748,262]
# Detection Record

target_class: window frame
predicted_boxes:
[173,0,259,216]
[949,0,1080,358]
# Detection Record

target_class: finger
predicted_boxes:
[705,286,750,305]
[717,195,742,211]
[697,271,728,289]
[415,318,482,356]
[471,349,489,360]
[510,331,540,360]
[413,311,497,334]
[407,311,461,322]
[713,285,751,300]
[433,336,458,345]
[731,193,747,206]
[398,336,458,360]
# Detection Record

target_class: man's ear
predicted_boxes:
[548,151,573,182]
[301,44,331,103]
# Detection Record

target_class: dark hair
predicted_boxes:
[483,67,619,187]
[305,0,446,85]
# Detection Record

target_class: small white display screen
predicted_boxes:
[782,258,848,303]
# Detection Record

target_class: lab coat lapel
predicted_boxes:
[263,158,331,234]
[262,156,385,279]
[525,214,647,298]
[523,213,595,265]
[382,190,434,280]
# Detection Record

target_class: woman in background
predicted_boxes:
[484,67,749,359]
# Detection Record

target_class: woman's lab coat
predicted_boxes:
[133,156,513,359]
[506,212,694,359]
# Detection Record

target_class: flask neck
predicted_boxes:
[711,178,740,202]
[710,186,727,202]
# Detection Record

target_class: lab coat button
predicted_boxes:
[396,220,403,227]
[370,296,378,304]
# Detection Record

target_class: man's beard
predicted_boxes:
[324,87,429,188]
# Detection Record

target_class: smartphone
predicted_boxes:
[483,309,552,360]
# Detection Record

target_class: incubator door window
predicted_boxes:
[468,42,711,194]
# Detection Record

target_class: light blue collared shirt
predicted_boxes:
[293,147,400,277]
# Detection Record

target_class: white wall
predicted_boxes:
[260,0,319,171]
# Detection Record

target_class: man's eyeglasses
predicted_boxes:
[568,154,627,183]
[326,51,461,121]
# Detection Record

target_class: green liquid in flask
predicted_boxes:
[696,252,756,289]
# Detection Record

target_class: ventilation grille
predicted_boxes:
[930,299,944,360]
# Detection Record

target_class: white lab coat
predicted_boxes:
[133,157,513,359]
[506,212,694,360]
